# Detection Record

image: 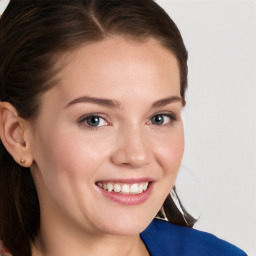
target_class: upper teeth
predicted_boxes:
[97,182,149,194]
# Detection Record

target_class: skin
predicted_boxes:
[0,38,184,256]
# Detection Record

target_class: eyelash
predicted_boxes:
[147,112,177,126]
[77,113,110,130]
[77,112,177,130]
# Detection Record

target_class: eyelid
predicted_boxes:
[76,112,109,122]
[147,111,177,125]
[148,110,177,119]
[76,113,112,129]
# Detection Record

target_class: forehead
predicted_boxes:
[43,38,181,108]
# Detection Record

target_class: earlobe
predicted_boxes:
[0,102,33,167]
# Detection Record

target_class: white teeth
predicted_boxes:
[98,182,149,194]
[121,184,130,194]
[143,182,148,191]
[130,184,139,194]
[139,184,143,193]
[107,183,113,192]
[114,183,121,192]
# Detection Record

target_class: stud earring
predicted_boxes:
[20,158,26,164]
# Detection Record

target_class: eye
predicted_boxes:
[149,113,177,126]
[86,116,106,127]
[77,114,110,129]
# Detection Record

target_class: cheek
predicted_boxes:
[42,130,109,179]
[148,126,184,213]
[31,128,113,218]
[32,126,110,197]
[152,125,184,178]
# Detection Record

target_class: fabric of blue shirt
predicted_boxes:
[140,219,247,256]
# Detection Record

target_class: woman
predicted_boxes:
[0,0,247,255]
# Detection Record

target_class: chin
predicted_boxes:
[93,211,155,236]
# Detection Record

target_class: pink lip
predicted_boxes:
[96,181,154,205]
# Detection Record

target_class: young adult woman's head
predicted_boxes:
[0,1,190,255]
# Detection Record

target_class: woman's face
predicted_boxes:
[29,38,184,237]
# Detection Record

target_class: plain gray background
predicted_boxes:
[1,0,255,255]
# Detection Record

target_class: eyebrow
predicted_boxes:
[152,96,186,107]
[66,96,120,108]
[65,95,185,109]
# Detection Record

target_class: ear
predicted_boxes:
[0,102,33,167]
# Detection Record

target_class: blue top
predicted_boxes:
[140,219,247,256]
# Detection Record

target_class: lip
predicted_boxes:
[96,180,154,205]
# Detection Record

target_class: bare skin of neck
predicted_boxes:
[31,231,149,256]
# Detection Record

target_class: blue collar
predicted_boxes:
[140,218,247,256]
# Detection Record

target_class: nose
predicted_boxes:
[111,127,152,168]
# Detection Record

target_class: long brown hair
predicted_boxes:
[0,1,194,255]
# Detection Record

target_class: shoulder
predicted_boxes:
[140,218,247,256]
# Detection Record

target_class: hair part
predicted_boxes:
[0,1,192,255]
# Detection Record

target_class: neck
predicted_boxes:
[32,232,149,256]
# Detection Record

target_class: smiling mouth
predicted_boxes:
[96,181,149,194]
